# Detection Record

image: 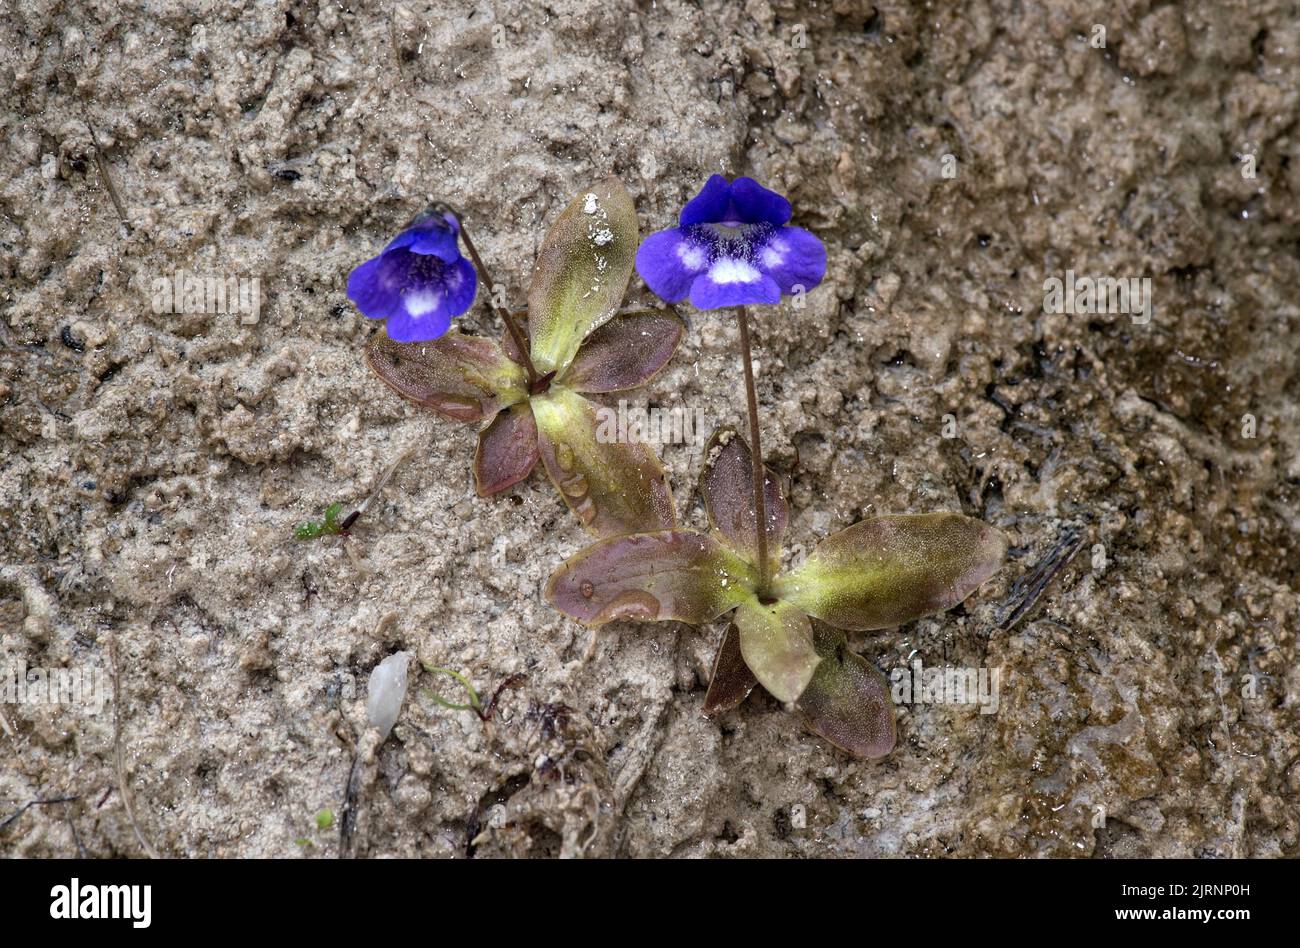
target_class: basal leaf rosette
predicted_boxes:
[365,178,683,538]
[545,428,1007,758]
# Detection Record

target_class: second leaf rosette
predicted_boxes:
[546,428,1007,757]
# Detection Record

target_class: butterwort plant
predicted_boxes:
[636,175,825,595]
[546,429,1006,757]
[357,179,683,537]
[543,176,1007,757]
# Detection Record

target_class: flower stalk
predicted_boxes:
[736,304,771,599]
[433,202,544,390]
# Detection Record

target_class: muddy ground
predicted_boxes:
[2,0,1298,858]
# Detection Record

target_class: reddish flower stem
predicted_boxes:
[736,304,771,599]
[436,204,541,388]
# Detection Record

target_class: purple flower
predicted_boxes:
[347,209,478,342]
[635,175,827,310]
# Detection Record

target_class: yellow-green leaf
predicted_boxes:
[773,513,1007,631]
[531,385,675,537]
[734,599,821,704]
[527,178,638,375]
[545,529,757,627]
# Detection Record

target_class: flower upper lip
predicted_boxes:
[385,209,463,260]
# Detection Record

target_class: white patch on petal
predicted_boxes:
[760,239,787,269]
[677,242,706,271]
[402,290,440,316]
[709,257,761,285]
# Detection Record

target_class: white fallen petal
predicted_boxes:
[367,651,411,739]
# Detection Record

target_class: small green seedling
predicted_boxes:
[421,664,525,722]
[295,808,336,847]
[295,502,348,540]
[422,664,482,712]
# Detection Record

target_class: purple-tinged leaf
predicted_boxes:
[532,385,675,537]
[734,599,821,704]
[699,428,787,571]
[773,513,1007,631]
[561,309,684,394]
[796,623,896,759]
[527,178,639,375]
[474,402,540,496]
[545,529,756,627]
[365,330,526,423]
[702,623,758,716]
